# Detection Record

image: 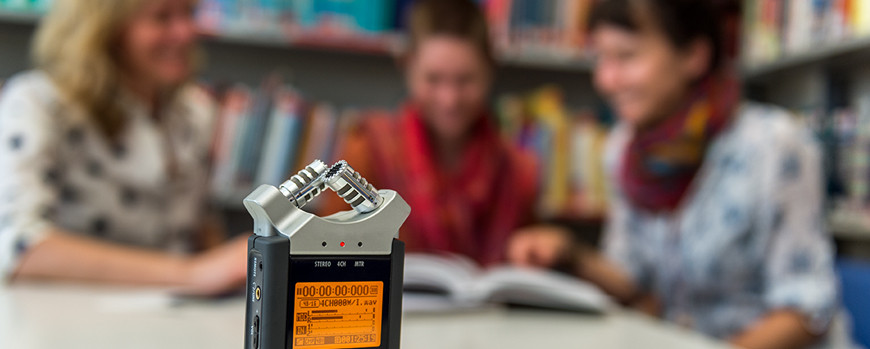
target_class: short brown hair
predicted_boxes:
[406,0,494,67]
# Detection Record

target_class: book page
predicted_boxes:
[403,253,482,301]
[473,266,612,313]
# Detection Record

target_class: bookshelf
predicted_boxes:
[3,2,869,254]
[0,5,597,112]
[0,3,597,73]
[741,1,870,252]
[0,2,602,228]
[0,10,400,59]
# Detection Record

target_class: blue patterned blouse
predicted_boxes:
[603,102,851,346]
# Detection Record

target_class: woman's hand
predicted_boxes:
[179,234,249,296]
[507,225,648,307]
[728,310,820,349]
[14,231,249,295]
[507,225,576,269]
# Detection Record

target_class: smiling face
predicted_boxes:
[406,35,492,142]
[591,24,710,129]
[118,0,198,89]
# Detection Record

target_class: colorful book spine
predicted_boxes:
[528,86,570,217]
[211,85,252,198]
[485,0,513,52]
[297,103,338,168]
[294,0,396,33]
[746,0,870,66]
[236,77,279,184]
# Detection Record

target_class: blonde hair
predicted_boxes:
[34,0,151,139]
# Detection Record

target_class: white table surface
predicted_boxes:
[0,283,733,349]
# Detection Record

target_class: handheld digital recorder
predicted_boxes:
[243,160,410,349]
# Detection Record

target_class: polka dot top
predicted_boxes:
[0,71,216,281]
[603,103,846,344]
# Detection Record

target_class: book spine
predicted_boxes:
[855,0,870,35]
[281,105,304,181]
[211,86,251,197]
[254,93,289,186]
[238,77,279,184]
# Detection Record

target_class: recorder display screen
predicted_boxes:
[291,281,384,349]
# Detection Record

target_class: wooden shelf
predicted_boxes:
[742,35,870,80]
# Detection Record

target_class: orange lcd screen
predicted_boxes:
[292,281,384,349]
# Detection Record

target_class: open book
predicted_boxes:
[403,253,612,313]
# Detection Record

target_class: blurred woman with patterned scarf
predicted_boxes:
[507,1,853,348]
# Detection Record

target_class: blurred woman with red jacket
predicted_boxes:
[321,0,537,266]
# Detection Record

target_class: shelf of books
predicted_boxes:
[0,1,606,219]
[0,0,595,72]
[6,1,870,241]
[742,0,870,79]
[742,0,870,242]
[197,0,597,71]
[206,75,609,221]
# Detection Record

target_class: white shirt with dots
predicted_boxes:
[0,71,216,282]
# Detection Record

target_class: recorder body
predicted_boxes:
[243,161,410,349]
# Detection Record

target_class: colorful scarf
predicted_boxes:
[363,105,537,266]
[620,74,740,212]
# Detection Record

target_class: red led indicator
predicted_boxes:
[340,242,345,247]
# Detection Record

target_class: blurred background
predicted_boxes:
[3,0,865,253]
[0,0,869,346]
[2,0,625,238]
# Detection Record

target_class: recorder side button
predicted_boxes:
[252,315,260,348]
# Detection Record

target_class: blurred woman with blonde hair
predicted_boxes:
[0,0,247,295]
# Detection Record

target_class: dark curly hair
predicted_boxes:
[589,0,726,75]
